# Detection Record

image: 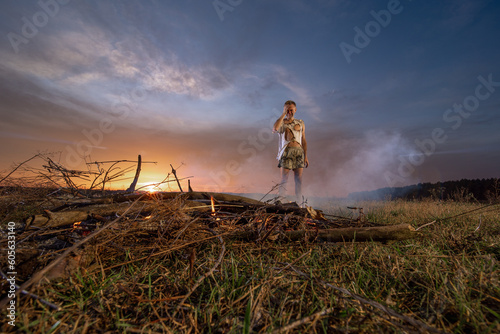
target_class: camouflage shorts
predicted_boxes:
[278,146,305,170]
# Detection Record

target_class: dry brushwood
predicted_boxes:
[0,194,146,310]
[21,192,420,242]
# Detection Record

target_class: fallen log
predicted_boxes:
[50,191,264,210]
[27,210,89,228]
[229,223,419,243]
[143,192,264,205]
[26,199,212,229]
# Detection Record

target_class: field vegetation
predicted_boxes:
[0,185,499,333]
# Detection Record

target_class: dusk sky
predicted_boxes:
[1,0,499,198]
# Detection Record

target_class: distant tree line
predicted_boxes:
[348,178,500,202]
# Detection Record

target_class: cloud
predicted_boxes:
[0,10,233,102]
[0,131,77,146]
[140,59,231,98]
[239,64,323,119]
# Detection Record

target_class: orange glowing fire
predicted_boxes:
[72,221,90,236]
[210,196,215,214]
[210,196,220,221]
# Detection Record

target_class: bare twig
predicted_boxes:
[86,159,156,165]
[0,153,42,185]
[434,203,498,222]
[474,215,482,233]
[170,164,183,193]
[259,183,282,202]
[416,203,500,231]
[134,177,193,192]
[84,158,156,193]
[415,220,437,231]
[0,269,61,310]
[126,155,142,192]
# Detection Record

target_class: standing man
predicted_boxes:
[273,100,309,203]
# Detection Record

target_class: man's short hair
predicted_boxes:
[284,100,296,106]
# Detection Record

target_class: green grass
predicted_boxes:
[1,196,499,333]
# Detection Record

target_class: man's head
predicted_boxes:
[284,100,297,118]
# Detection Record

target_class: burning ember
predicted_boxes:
[72,220,95,237]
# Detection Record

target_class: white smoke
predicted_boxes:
[303,130,419,198]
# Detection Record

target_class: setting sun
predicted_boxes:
[140,182,162,193]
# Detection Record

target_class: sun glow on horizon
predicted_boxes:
[139,182,163,193]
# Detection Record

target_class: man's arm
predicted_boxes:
[273,106,288,132]
[302,122,309,167]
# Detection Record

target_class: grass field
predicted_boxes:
[0,189,499,333]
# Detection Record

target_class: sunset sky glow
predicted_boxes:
[1,0,499,198]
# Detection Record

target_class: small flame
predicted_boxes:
[73,221,82,229]
[210,196,220,221]
[210,196,215,214]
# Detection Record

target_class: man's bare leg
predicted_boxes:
[293,168,303,204]
[279,168,291,200]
